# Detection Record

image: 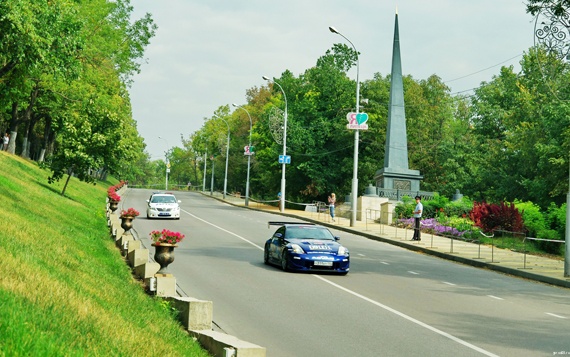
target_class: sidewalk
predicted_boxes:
[211,193,570,289]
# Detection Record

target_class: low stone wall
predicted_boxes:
[107,185,266,357]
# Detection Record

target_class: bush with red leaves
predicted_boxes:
[469,201,525,233]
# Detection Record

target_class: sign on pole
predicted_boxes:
[346,112,369,130]
[244,145,255,156]
[278,155,291,164]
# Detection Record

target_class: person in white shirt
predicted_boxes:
[2,133,9,151]
[412,196,423,241]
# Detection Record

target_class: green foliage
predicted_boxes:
[446,196,474,218]
[546,202,567,238]
[0,0,156,194]
[468,48,570,208]
[534,229,564,255]
[514,200,546,237]
[422,194,449,218]
[439,216,475,232]
[394,196,415,219]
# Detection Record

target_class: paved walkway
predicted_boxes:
[208,192,570,289]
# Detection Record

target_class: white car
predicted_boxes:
[146,193,181,219]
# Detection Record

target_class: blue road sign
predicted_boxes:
[278,155,291,164]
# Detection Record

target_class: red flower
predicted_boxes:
[120,207,140,218]
[150,229,185,245]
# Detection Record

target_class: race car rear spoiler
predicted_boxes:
[267,221,315,228]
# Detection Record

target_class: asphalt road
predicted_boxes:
[125,189,570,357]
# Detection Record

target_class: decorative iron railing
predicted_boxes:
[374,188,436,201]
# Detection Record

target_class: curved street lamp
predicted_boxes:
[263,75,288,212]
[232,103,253,206]
[158,136,170,190]
[213,115,231,200]
[329,26,360,227]
[531,6,570,276]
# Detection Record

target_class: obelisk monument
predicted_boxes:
[374,10,423,192]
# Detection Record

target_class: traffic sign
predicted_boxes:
[278,155,291,164]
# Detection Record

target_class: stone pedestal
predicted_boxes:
[117,233,133,251]
[128,247,149,268]
[381,201,396,225]
[167,297,213,331]
[154,275,176,297]
[136,262,160,279]
[357,196,389,221]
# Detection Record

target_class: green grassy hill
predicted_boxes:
[0,152,209,356]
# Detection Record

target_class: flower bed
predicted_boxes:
[397,217,469,238]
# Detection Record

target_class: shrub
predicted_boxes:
[533,229,564,255]
[422,194,448,219]
[446,196,474,218]
[514,200,545,237]
[394,196,415,219]
[546,202,566,239]
[470,201,525,233]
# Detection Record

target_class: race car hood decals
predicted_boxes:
[288,239,341,253]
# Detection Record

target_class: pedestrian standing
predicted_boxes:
[2,133,9,151]
[328,193,336,222]
[412,196,423,241]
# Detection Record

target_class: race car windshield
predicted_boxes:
[285,227,334,240]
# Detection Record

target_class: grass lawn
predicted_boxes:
[0,151,210,356]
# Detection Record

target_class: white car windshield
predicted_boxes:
[151,196,176,204]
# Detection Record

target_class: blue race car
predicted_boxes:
[264,222,349,274]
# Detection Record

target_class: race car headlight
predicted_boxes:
[337,246,349,257]
[290,244,305,254]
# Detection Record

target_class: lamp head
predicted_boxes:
[329,26,339,34]
[262,75,270,81]
[232,103,238,107]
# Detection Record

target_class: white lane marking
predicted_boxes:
[188,211,499,357]
[546,313,567,319]
[313,275,499,357]
[487,295,504,300]
[380,261,390,265]
[183,209,264,250]
[443,282,456,286]
[408,271,419,275]
[357,253,366,257]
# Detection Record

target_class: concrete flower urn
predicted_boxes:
[108,200,119,212]
[120,216,134,233]
[152,243,177,275]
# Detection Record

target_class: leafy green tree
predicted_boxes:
[468,49,569,208]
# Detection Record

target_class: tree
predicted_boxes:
[467,48,569,208]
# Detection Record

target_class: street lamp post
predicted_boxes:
[158,136,170,190]
[233,103,253,206]
[329,26,360,227]
[202,150,207,192]
[210,156,215,196]
[214,115,231,200]
[263,76,288,212]
[532,5,570,276]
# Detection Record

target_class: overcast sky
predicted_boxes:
[128,1,536,160]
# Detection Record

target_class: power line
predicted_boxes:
[444,53,524,84]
